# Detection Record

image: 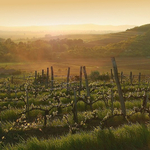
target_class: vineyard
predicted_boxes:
[1,58,150,149]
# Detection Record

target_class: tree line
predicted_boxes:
[0,38,85,62]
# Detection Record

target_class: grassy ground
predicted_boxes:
[2,123,150,150]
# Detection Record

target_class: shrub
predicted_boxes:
[90,71,110,81]
[99,73,110,81]
[90,70,100,81]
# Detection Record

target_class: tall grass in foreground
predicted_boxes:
[3,123,150,150]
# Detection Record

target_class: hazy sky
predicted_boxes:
[0,0,150,26]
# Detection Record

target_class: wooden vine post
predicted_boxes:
[67,67,70,93]
[111,57,126,116]
[42,69,44,77]
[11,76,13,84]
[142,92,149,109]
[79,66,82,95]
[46,68,49,87]
[83,66,90,97]
[35,71,37,83]
[83,66,90,110]
[120,72,123,84]
[14,86,17,98]
[111,89,114,115]
[44,110,49,127]
[73,89,78,123]
[130,71,133,85]
[7,84,11,97]
[111,69,114,81]
[38,72,40,79]
[25,84,29,120]
[34,71,38,98]
[41,69,44,84]
[51,66,54,90]
[139,72,141,85]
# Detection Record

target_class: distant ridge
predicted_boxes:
[126,24,150,32]
[102,23,150,57]
[0,24,136,32]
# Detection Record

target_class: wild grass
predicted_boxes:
[1,108,22,121]
[3,123,150,150]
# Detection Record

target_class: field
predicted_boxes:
[1,57,150,76]
[1,57,150,149]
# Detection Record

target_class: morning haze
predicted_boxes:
[0,0,150,71]
[0,0,150,26]
[0,24,135,39]
[0,0,150,72]
[0,23,150,75]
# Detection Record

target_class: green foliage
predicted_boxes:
[128,112,150,123]
[90,70,100,81]
[99,73,110,81]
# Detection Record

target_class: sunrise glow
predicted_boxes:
[0,0,150,27]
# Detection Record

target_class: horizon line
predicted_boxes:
[0,24,137,28]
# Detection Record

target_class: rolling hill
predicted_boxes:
[58,24,150,58]
[103,24,150,57]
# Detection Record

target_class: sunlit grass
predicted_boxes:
[3,123,150,150]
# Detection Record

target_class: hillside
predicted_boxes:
[59,24,150,58]
[126,24,150,32]
[89,24,150,46]
[103,24,150,57]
